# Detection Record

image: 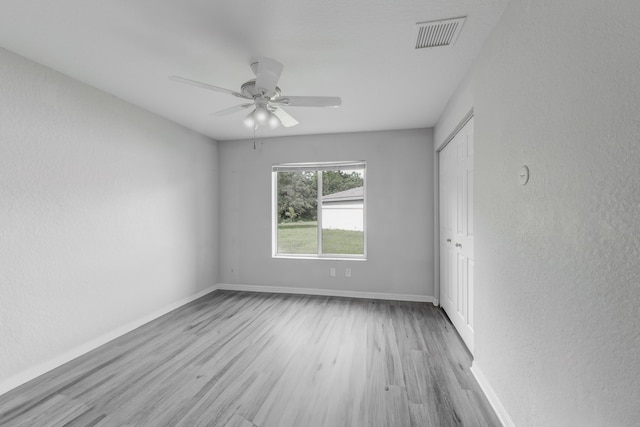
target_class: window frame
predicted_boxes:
[272,161,367,260]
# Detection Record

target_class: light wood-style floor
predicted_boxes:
[0,290,500,426]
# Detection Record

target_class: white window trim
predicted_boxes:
[272,161,367,260]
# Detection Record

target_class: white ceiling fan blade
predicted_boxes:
[169,75,250,99]
[271,107,299,128]
[210,103,254,117]
[273,96,342,108]
[254,57,283,97]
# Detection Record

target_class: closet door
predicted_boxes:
[439,117,474,353]
[439,133,456,322]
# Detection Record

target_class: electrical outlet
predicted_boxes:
[330,267,336,277]
[345,268,351,277]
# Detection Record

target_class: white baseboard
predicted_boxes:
[215,283,434,303]
[0,284,218,398]
[471,362,515,427]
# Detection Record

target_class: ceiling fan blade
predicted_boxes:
[273,96,342,108]
[271,107,299,128]
[254,57,284,97]
[210,103,254,117]
[169,75,250,99]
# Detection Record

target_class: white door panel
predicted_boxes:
[439,117,474,353]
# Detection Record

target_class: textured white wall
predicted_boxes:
[218,129,434,297]
[0,48,218,386]
[436,0,640,425]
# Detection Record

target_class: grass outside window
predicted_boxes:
[277,221,364,255]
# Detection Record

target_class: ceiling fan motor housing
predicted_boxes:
[241,80,281,100]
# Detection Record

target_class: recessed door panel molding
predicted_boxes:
[438,116,474,353]
[457,173,464,235]
[468,259,474,331]
[457,253,465,315]
[467,168,474,238]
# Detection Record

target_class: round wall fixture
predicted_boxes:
[519,165,530,185]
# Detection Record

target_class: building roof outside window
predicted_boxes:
[322,186,364,204]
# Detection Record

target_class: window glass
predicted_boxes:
[276,171,318,254]
[321,169,364,255]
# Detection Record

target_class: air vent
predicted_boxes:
[413,17,466,49]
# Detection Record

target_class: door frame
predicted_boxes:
[434,109,474,308]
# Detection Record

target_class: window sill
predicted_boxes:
[273,255,367,261]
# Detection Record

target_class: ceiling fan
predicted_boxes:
[169,57,342,129]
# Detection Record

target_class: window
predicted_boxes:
[272,161,366,259]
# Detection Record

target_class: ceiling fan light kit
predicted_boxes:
[268,113,281,129]
[169,57,342,130]
[253,105,269,124]
[242,106,282,129]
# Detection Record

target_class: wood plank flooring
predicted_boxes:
[0,290,500,426]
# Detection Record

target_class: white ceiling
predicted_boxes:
[0,0,509,141]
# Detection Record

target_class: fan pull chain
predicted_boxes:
[252,124,264,150]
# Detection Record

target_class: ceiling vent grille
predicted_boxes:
[413,17,466,49]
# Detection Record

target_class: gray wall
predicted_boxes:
[436,0,640,424]
[218,129,434,298]
[0,48,219,387]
